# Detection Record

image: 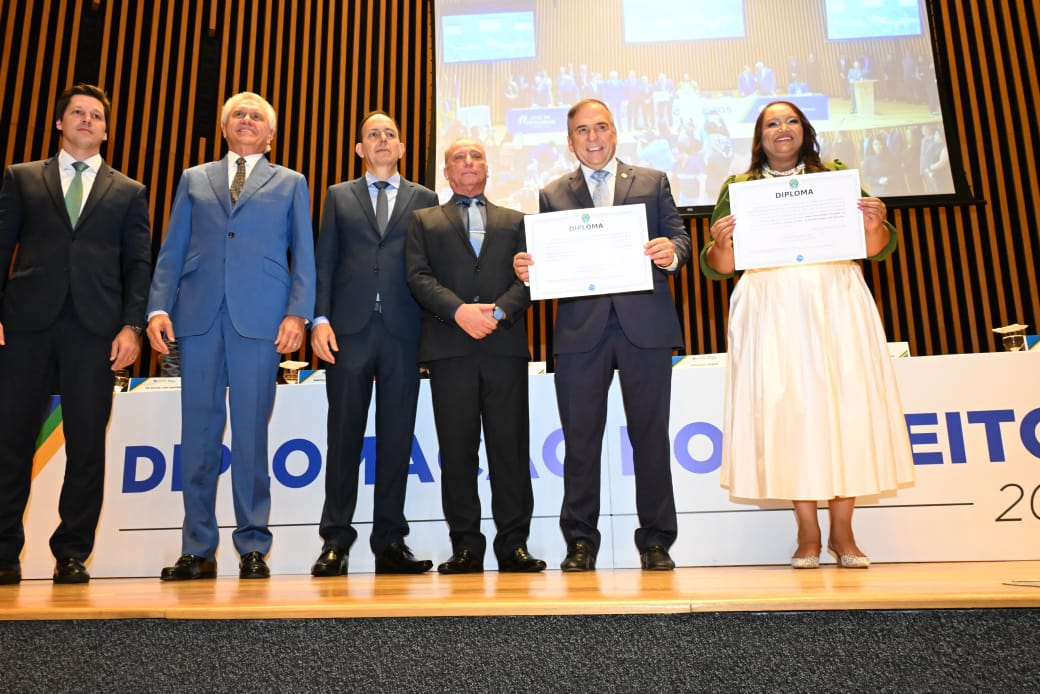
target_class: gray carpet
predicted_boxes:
[2,609,1038,692]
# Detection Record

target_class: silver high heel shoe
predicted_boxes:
[827,545,870,569]
[790,554,820,569]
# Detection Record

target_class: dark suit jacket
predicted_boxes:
[405,198,530,362]
[315,177,438,340]
[536,162,691,355]
[0,156,152,337]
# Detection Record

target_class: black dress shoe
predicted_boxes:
[53,557,90,584]
[640,545,676,571]
[437,549,483,574]
[374,542,433,574]
[311,544,348,577]
[560,541,596,572]
[498,546,547,573]
[160,554,217,581]
[0,564,22,585]
[239,551,270,579]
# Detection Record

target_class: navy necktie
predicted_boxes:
[374,181,390,235]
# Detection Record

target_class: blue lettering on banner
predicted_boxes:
[620,427,633,476]
[272,439,322,488]
[674,422,723,474]
[967,409,1016,462]
[540,428,565,478]
[1021,408,1040,458]
[122,446,165,493]
[946,411,966,463]
[905,412,942,465]
[408,437,435,483]
[121,408,1040,493]
[122,437,437,493]
[577,423,725,477]
[122,444,231,493]
[906,408,1040,465]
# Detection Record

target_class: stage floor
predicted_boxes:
[3,561,1040,621]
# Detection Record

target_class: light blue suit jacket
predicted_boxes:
[147,157,315,337]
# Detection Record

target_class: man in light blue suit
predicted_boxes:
[146,92,316,581]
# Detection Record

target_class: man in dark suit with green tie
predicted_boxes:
[0,84,152,584]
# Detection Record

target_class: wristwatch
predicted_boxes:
[492,306,506,321]
[125,324,144,335]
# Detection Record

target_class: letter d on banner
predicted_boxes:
[122,445,166,493]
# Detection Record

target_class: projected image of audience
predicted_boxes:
[434,0,955,212]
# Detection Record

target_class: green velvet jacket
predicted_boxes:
[698,159,899,281]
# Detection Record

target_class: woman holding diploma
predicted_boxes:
[700,101,914,569]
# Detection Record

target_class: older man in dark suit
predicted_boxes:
[309,111,438,576]
[147,91,316,581]
[406,138,545,574]
[0,84,152,584]
[514,98,690,572]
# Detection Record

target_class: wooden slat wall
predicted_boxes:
[0,0,1037,372]
[0,0,431,375]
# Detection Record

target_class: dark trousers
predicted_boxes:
[428,354,532,561]
[553,310,677,556]
[0,305,114,565]
[319,314,420,554]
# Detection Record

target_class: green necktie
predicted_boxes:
[65,161,88,226]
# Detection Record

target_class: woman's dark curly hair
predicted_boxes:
[745,101,827,180]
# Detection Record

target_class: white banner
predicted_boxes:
[19,352,1040,577]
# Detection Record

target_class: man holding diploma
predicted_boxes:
[513,98,690,571]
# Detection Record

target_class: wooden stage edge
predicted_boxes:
[4,560,1040,621]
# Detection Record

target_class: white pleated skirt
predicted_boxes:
[719,261,915,501]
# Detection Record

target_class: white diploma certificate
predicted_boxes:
[729,168,867,270]
[524,203,653,300]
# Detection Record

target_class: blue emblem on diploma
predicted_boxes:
[588,284,596,291]
[581,213,591,223]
